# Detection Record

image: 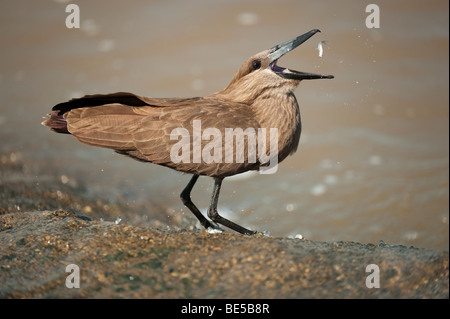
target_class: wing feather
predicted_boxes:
[66,104,143,150]
[132,98,262,176]
[50,92,263,177]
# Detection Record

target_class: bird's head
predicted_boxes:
[218,29,334,103]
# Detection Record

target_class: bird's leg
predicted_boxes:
[180,174,220,230]
[207,178,256,235]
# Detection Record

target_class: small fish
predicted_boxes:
[317,40,329,58]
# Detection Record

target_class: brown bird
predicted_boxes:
[43,29,333,235]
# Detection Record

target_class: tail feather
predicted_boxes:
[41,112,70,134]
[52,92,149,115]
[43,92,150,135]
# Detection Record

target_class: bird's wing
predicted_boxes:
[54,92,263,177]
[132,97,263,177]
[52,92,201,151]
[65,103,145,150]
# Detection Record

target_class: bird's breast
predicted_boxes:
[252,92,301,163]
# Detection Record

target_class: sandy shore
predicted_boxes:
[0,210,448,298]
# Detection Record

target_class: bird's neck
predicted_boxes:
[251,91,302,161]
[213,83,302,162]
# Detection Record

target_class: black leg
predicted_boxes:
[207,178,256,235]
[180,174,218,230]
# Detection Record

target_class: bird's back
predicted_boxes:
[43,92,264,177]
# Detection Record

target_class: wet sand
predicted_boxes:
[1,210,447,298]
[0,154,448,298]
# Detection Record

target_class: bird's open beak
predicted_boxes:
[268,29,334,80]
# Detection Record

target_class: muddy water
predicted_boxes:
[0,1,448,249]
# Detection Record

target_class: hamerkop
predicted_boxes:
[43,29,334,235]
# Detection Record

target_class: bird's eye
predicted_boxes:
[252,60,261,70]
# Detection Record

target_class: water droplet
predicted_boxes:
[285,203,295,212]
[206,228,223,234]
[98,39,115,52]
[10,153,18,162]
[369,155,382,166]
[310,184,327,196]
[262,230,271,237]
[61,175,69,184]
[324,174,338,185]
[237,12,259,26]
[403,231,418,241]
[81,19,100,36]
[319,159,333,169]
